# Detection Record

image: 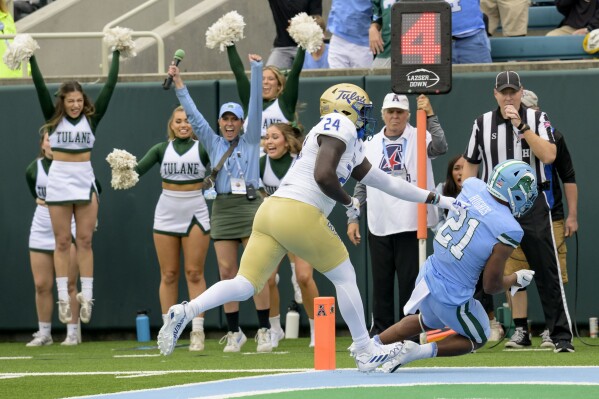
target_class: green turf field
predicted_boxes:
[1,335,598,398]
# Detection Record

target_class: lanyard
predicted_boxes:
[223,149,245,181]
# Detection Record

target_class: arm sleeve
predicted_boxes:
[426,115,448,158]
[360,164,429,204]
[25,161,38,199]
[134,142,165,177]
[226,45,250,111]
[29,55,55,122]
[348,181,367,223]
[553,132,576,184]
[463,118,482,163]
[175,86,219,154]
[91,51,120,130]
[278,47,305,121]
[245,59,264,145]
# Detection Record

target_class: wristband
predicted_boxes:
[518,123,530,132]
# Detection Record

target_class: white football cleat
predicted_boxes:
[381,340,421,373]
[349,338,405,372]
[157,302,190,356]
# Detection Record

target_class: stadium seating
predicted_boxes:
[528,6,563,31]
[495,6,562,34]
[490,35,595,62]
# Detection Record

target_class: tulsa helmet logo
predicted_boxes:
[406,69,440,89]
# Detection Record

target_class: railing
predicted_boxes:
[0,31,165,77]
[101,0,176,74]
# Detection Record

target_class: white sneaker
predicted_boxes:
[381,340,421,373]
[157,302,190,356]
[488,320,505,342]
[26,332,53,347]
[219,329,247,353]
[271,327,285,348]
[255,328,273,352]
[61,333,79,346]
[189,330,205,352]
[540,329,555,349]
[349,338,405,372]
[57,300,71,324]
[76,293,94,324]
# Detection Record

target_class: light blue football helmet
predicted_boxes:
[487,160,538,218]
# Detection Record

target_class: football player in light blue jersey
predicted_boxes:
[376,160,539,372]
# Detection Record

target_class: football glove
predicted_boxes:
[437,195,470,214]
[344,197,361,219]
[510,269,535,296]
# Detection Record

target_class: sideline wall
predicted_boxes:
[0,69,596,334]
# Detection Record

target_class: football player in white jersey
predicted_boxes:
[158,83,466,372]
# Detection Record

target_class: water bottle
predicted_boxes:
[136,310,151,342]
[285,302,300,339]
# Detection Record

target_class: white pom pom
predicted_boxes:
[205,11,245,52]
[106,149,139,189]
[2,34,39,70]
[110,169,139,190]
[103,26,137,59]
[287,13,324,53]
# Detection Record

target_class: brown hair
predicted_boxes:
[267,122,303,155]
[443,154,465,198]
[41,81,95,134]
[167,106,197,141]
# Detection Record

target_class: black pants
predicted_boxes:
[517,193,572,342]
[368,230,419,336]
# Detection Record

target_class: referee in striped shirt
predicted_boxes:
[463,71,574,353]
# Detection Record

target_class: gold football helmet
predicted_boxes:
[319,83,376,139]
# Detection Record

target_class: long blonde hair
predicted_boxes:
[0,0,8,13]
[41,81,95,134]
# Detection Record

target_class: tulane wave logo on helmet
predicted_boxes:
[487,160,538,218]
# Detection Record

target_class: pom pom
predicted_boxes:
[103,26,137,59]
[206,11,245,52]
[583,29,599,54]
[106,149,139,189]
[2,34,39,70]
[287,13,324,53]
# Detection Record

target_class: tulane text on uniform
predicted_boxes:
[54,131,92,143]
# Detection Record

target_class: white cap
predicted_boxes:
[521,90,538,108]
[382,93,410,111]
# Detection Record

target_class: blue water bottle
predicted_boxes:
[136,310,151,342]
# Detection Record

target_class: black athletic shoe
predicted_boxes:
[554,340,575,353]
[504,327,532,348]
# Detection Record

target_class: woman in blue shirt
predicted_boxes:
[168,54,273,353]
